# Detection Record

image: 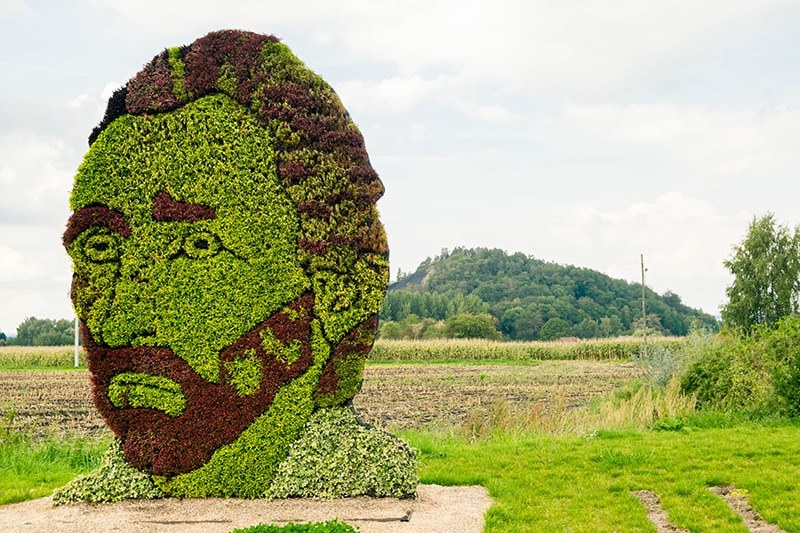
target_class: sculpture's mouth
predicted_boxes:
[108,371,187,417]
[82,293,317,476]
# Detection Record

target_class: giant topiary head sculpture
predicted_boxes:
[63,30,390,496]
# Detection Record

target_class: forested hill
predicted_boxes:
[380,247,719,340]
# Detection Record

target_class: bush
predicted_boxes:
[265,407,417,499]
[633,343,683,388]
[52,441,165,504]
[233,520,359,533]
[761,316,800,416]
[680,318,800,417]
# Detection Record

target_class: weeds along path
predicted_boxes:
[1,361,644,437]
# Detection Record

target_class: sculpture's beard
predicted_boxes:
[83,293,315,476]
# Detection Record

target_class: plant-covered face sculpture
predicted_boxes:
[63,30,390,493]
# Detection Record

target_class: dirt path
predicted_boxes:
[633,488,788,533]
[0,485,491,533]
[709,486,788,533]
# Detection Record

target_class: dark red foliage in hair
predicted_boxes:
[298,200,332,220]
[126,50,183,115]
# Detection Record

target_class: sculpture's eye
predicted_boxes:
[83,231,122,263]
[183,231,222,259]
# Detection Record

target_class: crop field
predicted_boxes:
[354,361,643,431]
[0,360,643,438]
[369,338,682,361]
[0,346,85,368]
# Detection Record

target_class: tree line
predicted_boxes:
[0,317,76,346]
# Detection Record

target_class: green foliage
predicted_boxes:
[383,247,718,340]
[757,316,800,417]
[378,316,447,340]
[265,407,417,499]
[70,95,310,383]
[721,213,800,332]
[107,372,186,416]
[680,331,772,413]
[10,317,74,346]
[537,317,573,341]
[224,349,264,396]
[232,520,359,533]
[52,441,164,504]
[167,46,190,103]
[444,313,502,340]
[680,320,800,417]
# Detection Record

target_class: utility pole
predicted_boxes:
[74,316,80,367]
[641,254,647,358]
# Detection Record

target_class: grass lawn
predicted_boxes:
[0,431,110,505]
[404,422,800,532]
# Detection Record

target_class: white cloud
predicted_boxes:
[0,0,28,16]
[68,93,90,109]
[79,1,795,99]
[337,75,448,115]
[0,244,39,282]
[545,192,750,313]
[455,101,523,124]
[0,132,74,224]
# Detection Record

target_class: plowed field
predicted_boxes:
[1,361,643,437]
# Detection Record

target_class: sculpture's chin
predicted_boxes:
[82,293,316,475]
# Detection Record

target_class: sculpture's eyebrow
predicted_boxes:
[152,191,216,222]
[63,205,131,246]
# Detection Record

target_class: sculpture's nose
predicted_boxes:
[105,254,161,343]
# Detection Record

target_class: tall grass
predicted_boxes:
[370,337,685,362]
[459,378,697,440]
[0,415,110,505]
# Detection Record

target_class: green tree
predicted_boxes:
[445,313,502,340]
[378,321,403,339]
[0,330,6,345]
[538,317,573,341]
[721,214,800,332]
[14,317,74,346]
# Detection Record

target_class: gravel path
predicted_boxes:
[0,485,492,533]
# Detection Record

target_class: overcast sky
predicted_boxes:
[1,0,799,334]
